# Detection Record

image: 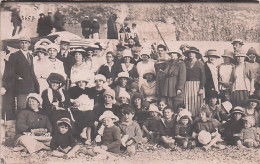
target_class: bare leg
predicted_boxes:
[203,133,221,151]
[67,145,80,158]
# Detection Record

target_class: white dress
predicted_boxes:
[33,58,50,94]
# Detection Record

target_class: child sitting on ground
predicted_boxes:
[223,106,245,146]
[237,116,260,148]
[86,111,121,159]
[119,105,142,156]
[192,107,225,151]
[142,104,162,143]
[175,111,195,149]
[50,118,80,159]
[159,107,175,149]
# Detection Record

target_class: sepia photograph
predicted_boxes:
[0,2,260,164]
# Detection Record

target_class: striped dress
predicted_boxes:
[184,60,206,118]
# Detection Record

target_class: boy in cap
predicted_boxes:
[50,118,80,158]
[231,39,244,52]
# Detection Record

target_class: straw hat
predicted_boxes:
[47,43,60,52]
[123,49,133,58]
[205,49,220,58]
[234,48,248,58]
[231,106,245,116]
[103,88,115,100]
[27,93,43,106]
[99,111,119,122]
[70,48,87,57]
[198,130,211,145]
[34,45,48,55]
[39,38,52,45]
[140,48,151,58]
[94,74,106,82]
[148,104,160,113]
[57,118,72,128]
[167,49,182,57]
[231,39,244,45]
[221,101,233,113]
[177,109,192,122]
[117,72,130,80]
[118,90,130,100]
[19,36,31,43]
[222,49,234,60]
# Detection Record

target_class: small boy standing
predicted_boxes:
[119,105,142,156]
[142,104,162,143]
[86,111,121,159]
[50,118,80,158]
[237,117,259,148]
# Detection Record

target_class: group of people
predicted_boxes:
[81,16,100,39]
[1,34,260,159]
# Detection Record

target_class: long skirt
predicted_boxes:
[231,90,249,107]
[184,81,205,118]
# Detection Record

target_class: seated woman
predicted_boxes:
[42,73,71,134]
[140,69,157,102]
[14,93,52,154]
[68,74,95,144]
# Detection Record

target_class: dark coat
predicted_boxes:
[157,59,186,98]
[44,16,53,35]
[37,17,46,37]
[81,19,92,38]
[3,50,39,94]
[56,52,75,78]
[204,62,218,101]
[91,21,100,34]
[11,10,22,26]
[98,62,121,81]
[107,17,118,39]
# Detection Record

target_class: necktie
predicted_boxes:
[27,53,31,65]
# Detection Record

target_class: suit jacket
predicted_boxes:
[98,62,121,80]
[3,50,39,94]
[56,52,75,78]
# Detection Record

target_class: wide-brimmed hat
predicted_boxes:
[205,49,220,58]
[19,36,31,43]
[198,130,211,145]
[246,47,259,57]
[140,48,151,58]
[183,46,202,59]
[47,73,66,86]
[70,48,87,57]
[47,43,60,52]
[118,90,130,100]
[117,72,130,80]
[231,106,245,116]
[57,118,72,128]
[179,44,190,50]
[103,88,115,100]
[221,101,233,113]
[27,93,43,106]
[167,49,182,57]
[234,48,248,58]
[94,74,106,82]
[222,49,234,60]
[34,45,48,55]
[177,110,192,122]
[247,95,260,105]
[231,39,244,45]
[123,49,133,58]
[148,104,160,113]
[143,69,156,79]
[38,38,52,45]
[99,111,119,122]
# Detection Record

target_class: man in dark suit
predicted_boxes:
[2,37,39,111]
[56,38,75,78]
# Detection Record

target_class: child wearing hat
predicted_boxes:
[142,104,162,143]
[86,111,121,158]
[223,106,245,146]
[192,107,224,151]
[114,72,131,100]
[119,105,142,156]
[117,90,131,107]
[175,112,195,149]
[159,107,176,149]
[244,95,260,127]
[42,73,72,134]
[237,116,260,148]
[218,49,234,102]
[50,118,80,158]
